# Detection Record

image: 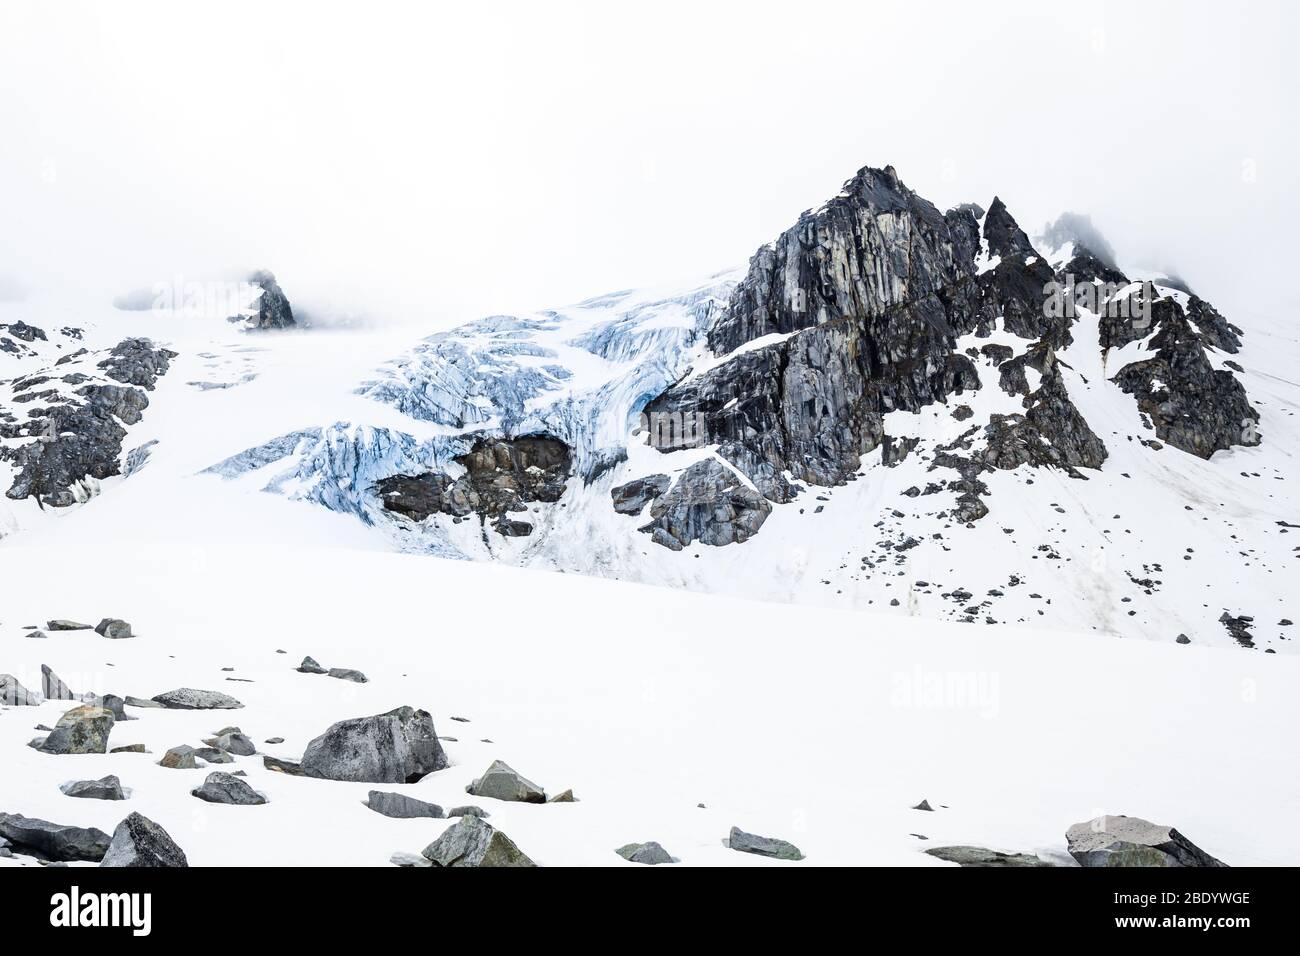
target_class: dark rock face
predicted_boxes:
[237,270,296,330]
[100,812,188,867]
[2,337,176,507]
[1066,816,1226,867]
[638,459,771,549]
[630,163,1258,546]
[301,706,447,783]
[610,473,670,514]
[376,434,571,536]
[1112,305,1259,459]
[0,813,111,862]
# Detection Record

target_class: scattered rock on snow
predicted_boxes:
[46,620,93,631]
[60,775,126,801]
[925,846,1052,867]
[263,756,305,775]
[95,618,133,639]
[0,673,38,706]
[327,667,368,683]
[0,812,111,862]
[191,772,267,805]
[421,815,536,867]
[159,745,198,769]
[296,656,327,674]
[548,789,577,803]
[300,706,447,783]
[466,760,546,803]
[41,664,76,701]
[365,791,444,819]
[151,688,244,710]
[1066,816,1227,867]
[912,799,934,812]
[727,826,804,861]
[615,841,674,865]
[37,704,115,755]
[206,731,256,756]
[447,805,490,819]
[100,812,188,867]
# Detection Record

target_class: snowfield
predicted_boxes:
[2,540,1298,867]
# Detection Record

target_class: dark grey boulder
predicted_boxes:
[297,656,327,674]
[41,664,76,700]
[37,704,114,755]
[206,732,256,756]
[912,799,934,811]
[95,618,133,639]
[0,673,38,706]
[466,760,546,803]
[610,474,671,515]
[193,747,234,764]
[60,775,126,801]
[327,667,368,683]
[110,743,147,754]
[159,745,198,769]
[1066,816,1227,867]
[447,805,490,819]
[616,841,674,865]
[191,772,267,806]
[728,826,804,861]
[638,459,771,549]
[926,846,1052,867]
[100,812,188,867]
[301,706,447,783]
[365,791,444,819]
[263,755,305,775]
[151,688,243,710]
[421,815,536,867]
[46,620,93,631]
[0,812,110,862]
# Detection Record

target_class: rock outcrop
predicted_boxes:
[231,270,296,331]
[377,434,571,537]
[636,459,771,549]
[0,813,111,862]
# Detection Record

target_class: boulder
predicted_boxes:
[0,812,110,862]
[728,826,804,861]
[159,745,198,769]
[447,805,490,819]
[615,841,674,865]
[193,747,234,764]
[95,618,133,639]
[41,664,76,700]
[466,760,546,803]
[1066,816,1227,867]
[207,732,256,756]
[191,772,267,806]
[296,656,327,674]
[421,815,536,867]
[110,744,147,754]
[100,812,188,867]
[60,775,126,801]
[926,846,1052,867]
[151,688,243,710]
[46,620,93,631]
[301,706,447,783]
[37,704,114,755]
[365,791,444,819]
[0,673,38,706]
[548,789,577,803]
[610,474,671,515]
[327,668,368,683]
[263,756,305,775]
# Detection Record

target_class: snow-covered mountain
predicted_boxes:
[28,164,1276,653]
[2,162,1298,869]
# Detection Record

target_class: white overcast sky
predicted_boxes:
[1,0,1295,325]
